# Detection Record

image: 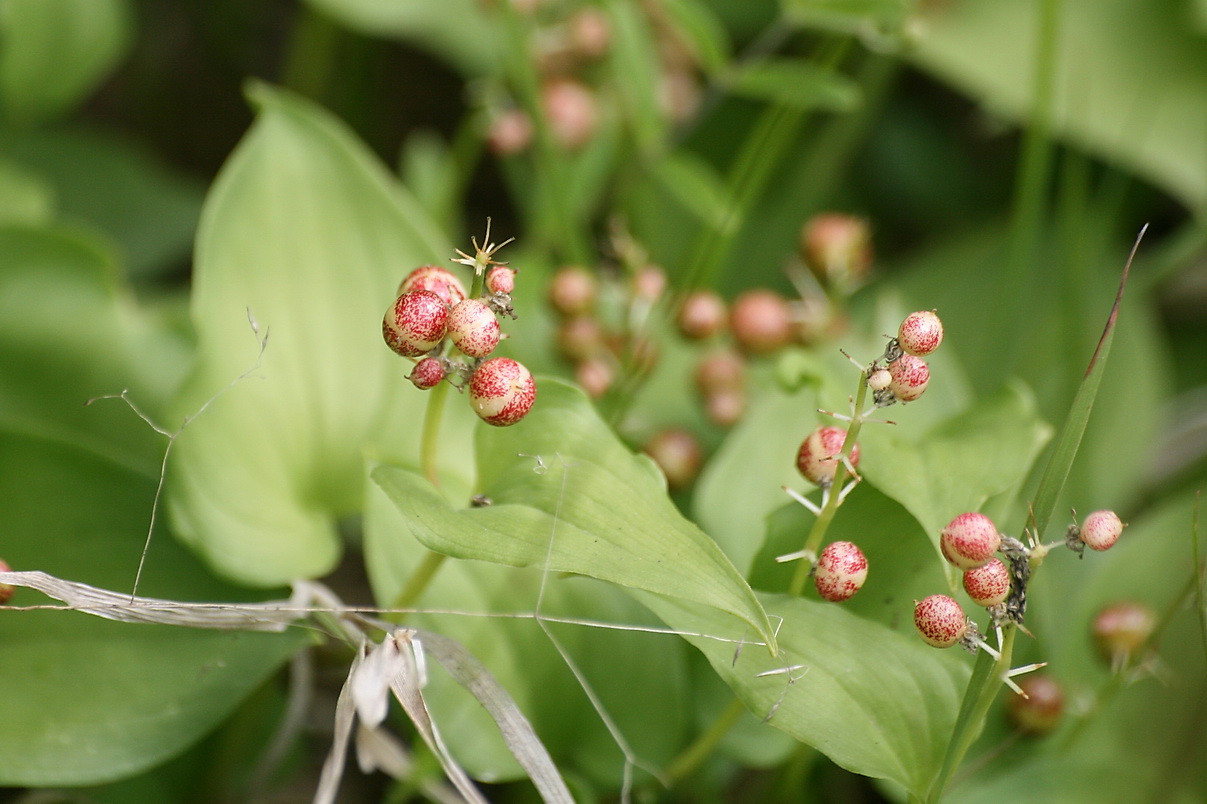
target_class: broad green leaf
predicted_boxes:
[658,0,732,75]
[643,590,970,798]
[0,159,53,224]
[0,0,133,125]
[859,381,1052,547]
[166,83,472,586]
[652,151,735,230]
[910,0,1207,212]
[0,431,307,786]
[372,379,778,650]
[724,59,861,111]
[780,0,913,33]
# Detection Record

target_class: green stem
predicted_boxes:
[391,550,447,615]
[661,696,747,785]
[788,373,870,596]
[419,380,451,488]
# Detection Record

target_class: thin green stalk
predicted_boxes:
[661,696,747,785]
[789,373,870,596]
[419,379,451,488]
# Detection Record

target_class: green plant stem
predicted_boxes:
[661,696,747,785]
[788,373,870,596]
[391,550,447,614]
[419,379,451,488]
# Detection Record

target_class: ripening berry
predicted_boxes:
[704,388,746,428]
[941,512,1001,570]
[575,356,614,398]
[1007,675,1064,736]
[963,558,1011,607]
[447,299,501,358]
[568,6,611,59]
[0,558,13,605]
[548,266,598,317]
[1080,510,1125,552]
[658,67,702,123]
[898,311,943,356]
[557,316,605,362]
[888,354,930,402]
[542,78,597,150]
[796,426,859,487]
[1092,601,1155,664]
[644,429,703,491]
[676,290,728,340]
[469,358,537,426]
[409,357,445,390]
[485,265,516,295]
[397,265,468,307]
[814,541,868,602]
[800,213,871,290]
[633,265,668,302]
[731,289,794,354]
[867,368,892,391]
[694,349,746,396]
[383,290,450,358]
[914,594,969,648]
[487,108,534,156]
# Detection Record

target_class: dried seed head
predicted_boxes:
[940,512,1001,570]
[485,265,516,295]
[548,265,598,317]
[1080,510,1125,552]
[644,429,703,491]
[408,357,445,390]
[397,264,468,307]
[447,299,501,358]
[1007,675,1064,736]
[796,426,859,487]
[383,290,450,357]
[888,354,930,402]
[731,289,794,354]
[676,290,728,340]
[914,594,969,648]
[963,558,1011,607]
[814,541,868,602]
[469,358,537,426]
[1092,600,1156,664]
[897,311,944,357]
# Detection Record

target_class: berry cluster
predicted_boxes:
[383,232,536,427]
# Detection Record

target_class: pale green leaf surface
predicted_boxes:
[911,0,1207,212]
[643,591,970,797]
[372,379,777,649]
[0,0,133,125]
[0,431,307,786]
[0,159,53,224]
[780,0,913,32]
[166,83,473,586]
[724,59,861,111]
[652,151,735,230]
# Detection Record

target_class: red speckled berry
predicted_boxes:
[796,426,859,487]
[915,594,969,648]
[383,290,449,357]
[814,541,868,602]
[469,358,537,426]
[963,558,1010,607]
[447,299,501,358]
[0,558,13,605]
[940,512,1001,570]
[397,265,468,307]
[1080,510,1125,552]
[731,289,794,354]
[485,265,516,295]
[897,311,944,357]
[676,291,727,340]
[1092,600,1155,664]
[1007,675,1064,736]
[409,357,445,390]
[888,354,930,402]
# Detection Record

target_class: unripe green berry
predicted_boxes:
[1080,510,1125,552]
[1007,675,1064,736]
[447,298,501,358]
[644,428,703,491]
[397,264,468,307]
[897,311,943,357]
[940,512,1001,570]
[963,558,1010,606]
[409,357,445,390]
[888,354,929,402]
[814,541,868,602]
[676,290,727,340]
[383,290,450,358]
[469,357,537,426]
[731,289,794,354]
[1092,600,1155,664]
[796,426,859,487]
[914,594,969,648]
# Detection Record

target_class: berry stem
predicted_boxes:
[659,696,747,786]
[788,372,870,596]
[391,549,447,614]
[420,379,451,488]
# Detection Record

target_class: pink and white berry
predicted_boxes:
[447,298,501,358]
[941,512,1001,570]
[1080,510,1124,552]
[963,558,1011,607]
[397,264,468,307]
[796,426,860,487]
[469,357,537,426]
[897,311,944,357]
[914,594,969,648]
[0,558,13,605]
[485,265,516,295]
[383,290,450,358]
[814,541,868,602]
[888,354,930,402]
[408,357,445,390]
[1092,600,1155,663]
[867,368,892,391]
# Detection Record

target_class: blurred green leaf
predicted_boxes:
[372,379,778,649]
[780,0,913,32]
[605,0,669,152]
[0,431,307,786]
[0,0,133,125]
[0,159,53,224]
[724,59,861,111]
[652,151,735,230]
[659,0,732,74]
[166,82,471,587]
